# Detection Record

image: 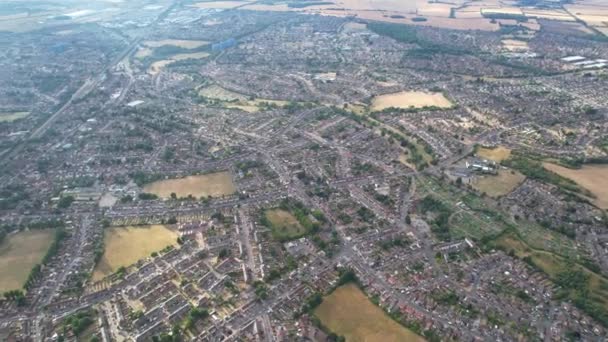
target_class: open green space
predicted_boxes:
[314,283,425,342]
[0,229,55,292]
[491,229,608,326]
[264,209,307,241]
[0,111,29,123]
[92,225,178,281]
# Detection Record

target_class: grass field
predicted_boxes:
[371,91,452,111]
[495,231,608,311]
[315,283,424,342]
[92,225,178,281]
[199,85,248,101]
[0,230,55,292]
[148,51,210,75]
[0,111,30,123]
[265,209,307,240]
[476,146,511,162]
[472,169,525,197]
[143,39,208,49]
[142,171,236,199]
[543,163,608,209]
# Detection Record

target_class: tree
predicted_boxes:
[170,192,177,200]
[218,248,230,259]
[58,195,75,208]
[254,281,269,300]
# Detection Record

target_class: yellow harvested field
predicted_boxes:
[456,10,485,19]
[241,0,499,31]
[143,39,209,49]
[543,163,608,209]
[142,171,236,199]
[371,91,452,111]
[417,3,452,17]
[521,19,541,31]
[481,7,523,15]
[473,169,525,197]
[0,230,55,292]
[476,146,511,162]
[523,9,575,21]
[92,225,177,281]
[0,111,30,123]
[315,283,425,342]
[190,1,251,9]
[502,39,529,52]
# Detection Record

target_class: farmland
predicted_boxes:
[543,163,608,209]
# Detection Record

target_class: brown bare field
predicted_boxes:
[476,146,511,162]
[371,91,452,111]
[522,9,575,21]
[92,225,178,281]
[0,230,55,292]
[565,4,608,27]
[315,283,425,342]
[473,169,525,197]
[142,171,236,199]
[543,163,608,209]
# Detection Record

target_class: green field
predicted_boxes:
[315,283,425,342]
[0,230,55,292]
[494,230,608,324]
[265,209,307,240]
